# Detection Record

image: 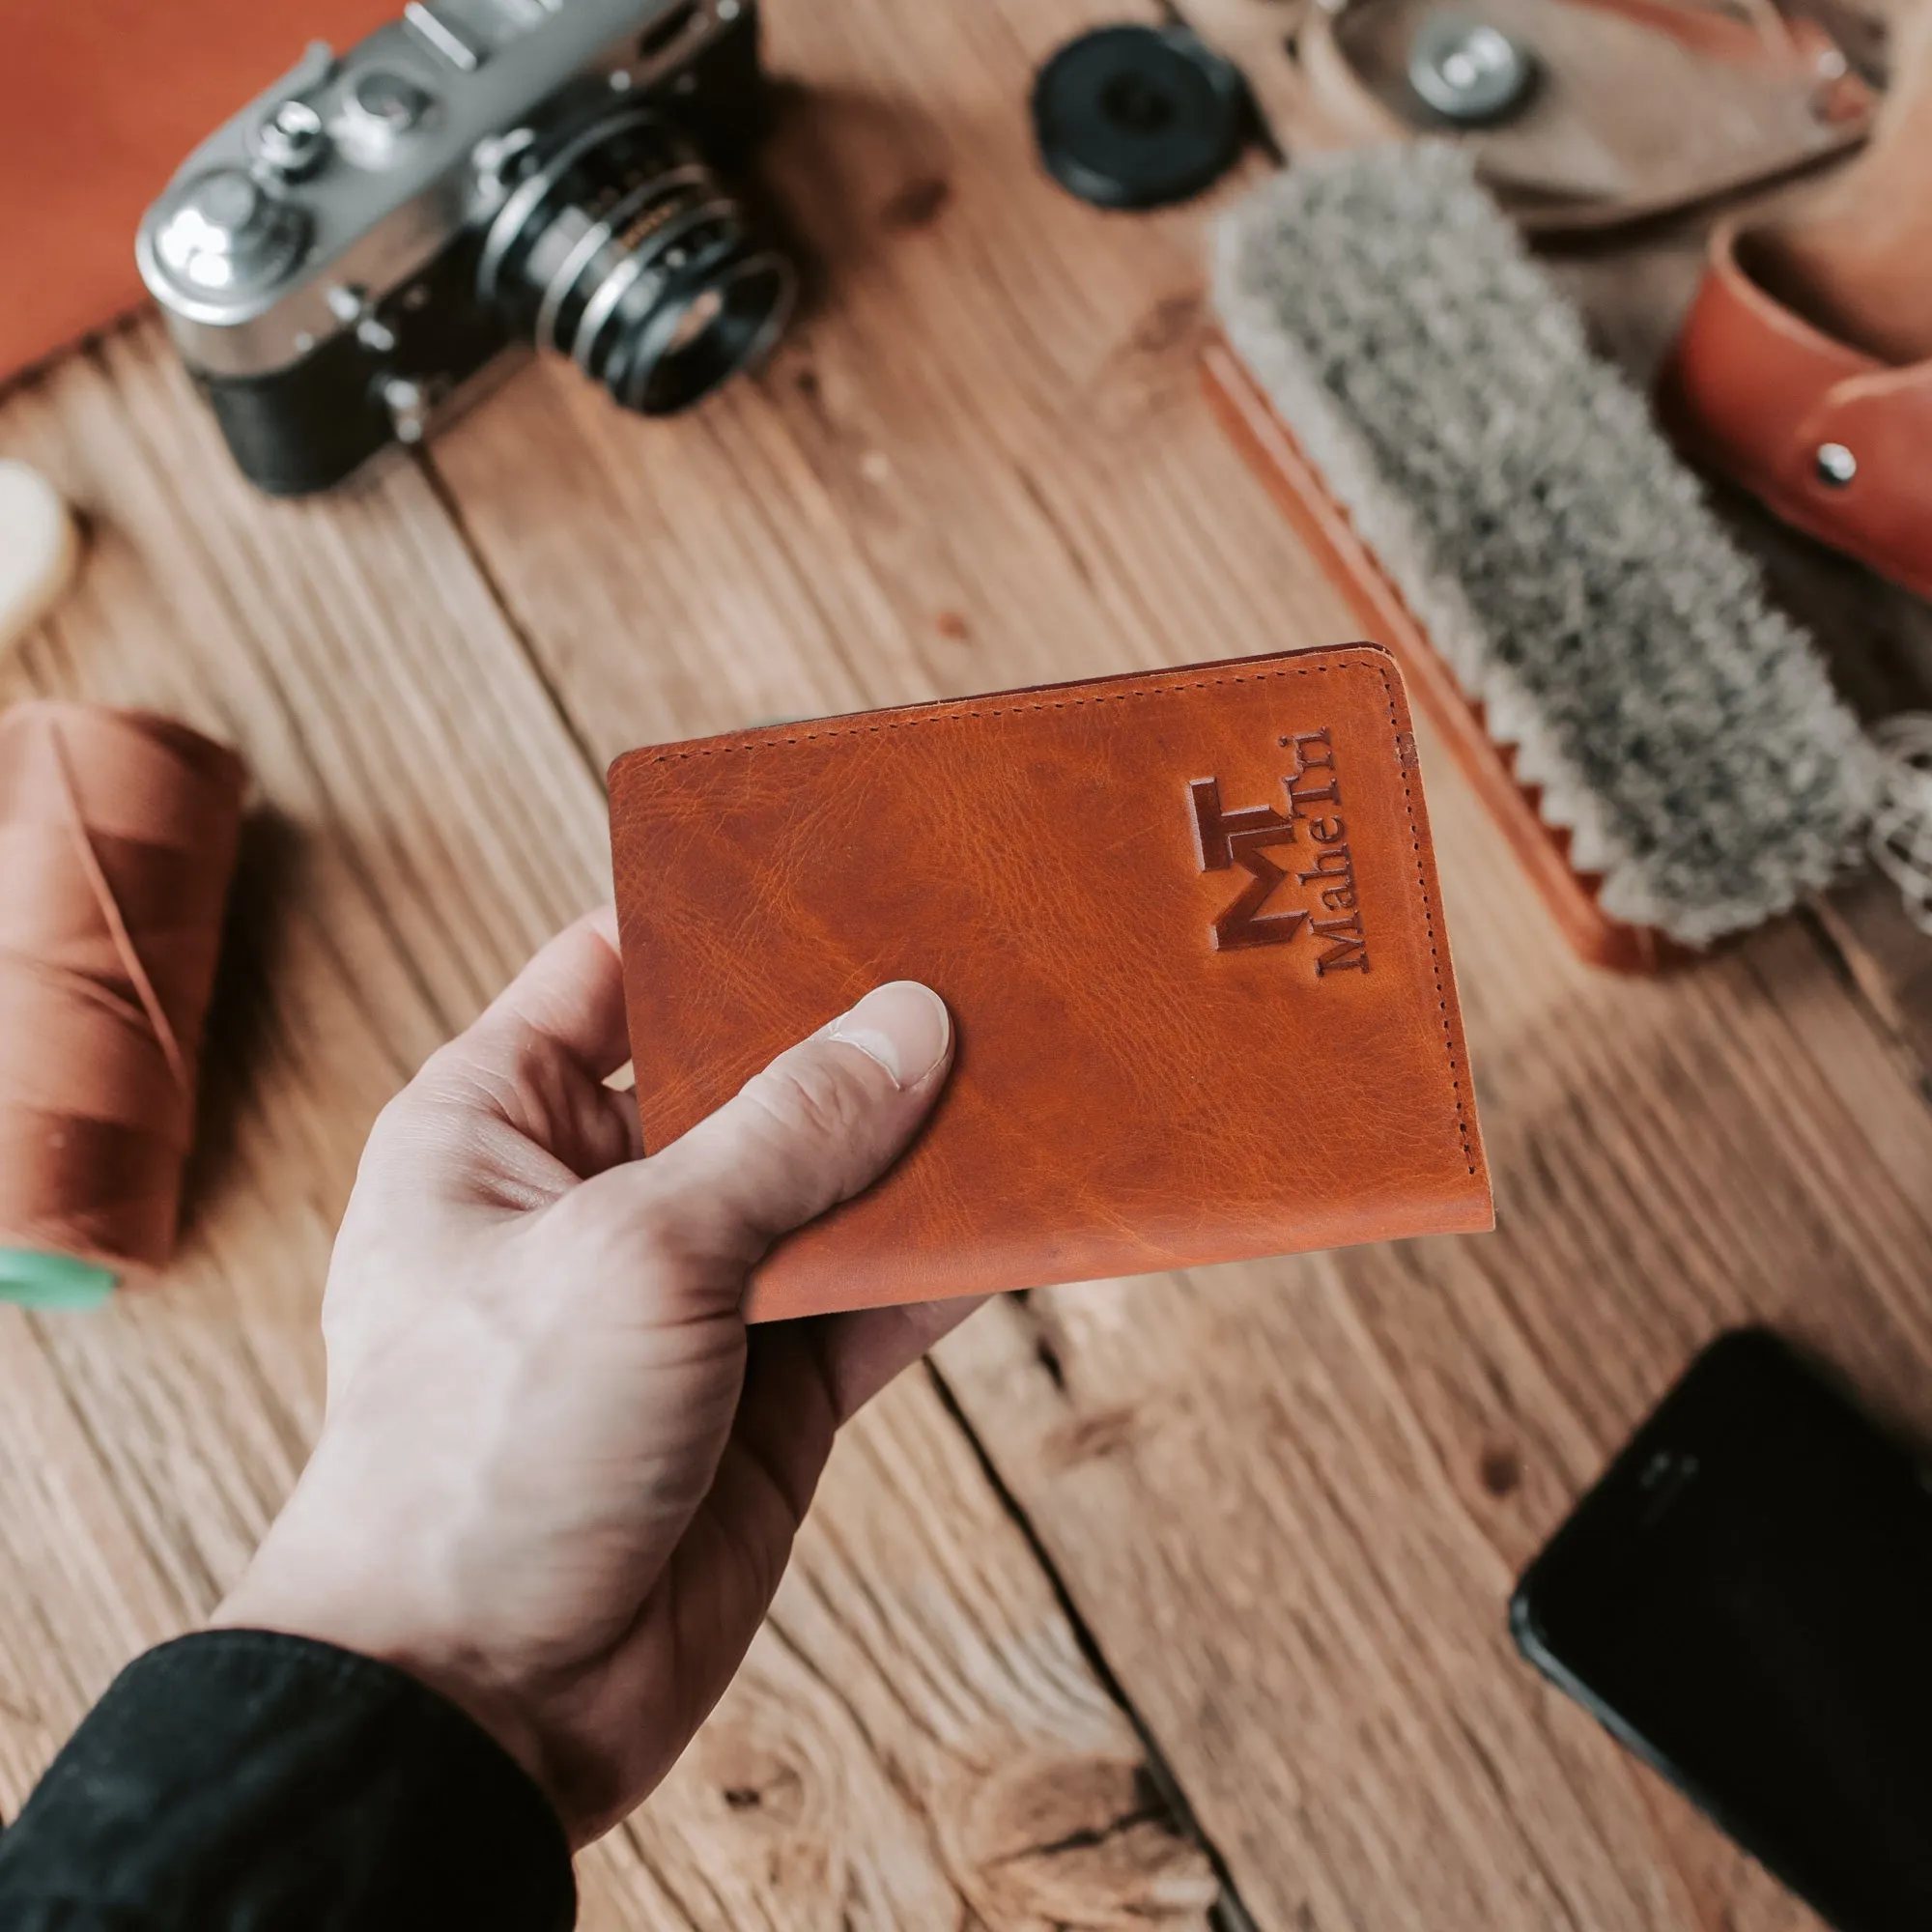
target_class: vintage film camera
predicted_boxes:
[138,0,792,496]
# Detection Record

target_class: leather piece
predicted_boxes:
[1297,0,1869,237]
[609,645,1492,1322]
[1660,224,1932,603]
[0,0,397,384]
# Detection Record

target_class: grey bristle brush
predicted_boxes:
[1208,141,1877,967]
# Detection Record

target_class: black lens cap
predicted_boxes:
[1033,23,1250,211]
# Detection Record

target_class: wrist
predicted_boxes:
[211,1508,558,1822]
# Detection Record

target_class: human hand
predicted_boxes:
[213,908,975,1844]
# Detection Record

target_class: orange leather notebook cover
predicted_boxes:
[609,643,1492,1321]
[0,0,395,384]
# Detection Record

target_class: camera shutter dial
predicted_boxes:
[154,171,311,298]
[254,99,333,179]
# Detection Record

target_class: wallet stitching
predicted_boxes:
[634,657,1479,1181]
[1361,660,1480,1181]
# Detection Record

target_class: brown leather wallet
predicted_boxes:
[609,644,1492,1321]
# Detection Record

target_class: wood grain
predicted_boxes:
[418,0,1932,1924]
[7,0,1932,1921]
[0,328,1210,1926]
[427,0,1348,756]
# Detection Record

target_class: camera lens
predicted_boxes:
[477,104,793,415]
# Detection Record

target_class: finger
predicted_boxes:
[694,1298,984,1565]
[603,1074,645,1165]
[375,908,638,1192]
[810,1294,989,1423]
[732,1322,842,1530]
[456,905,632,1083]
[592,981,952,1284]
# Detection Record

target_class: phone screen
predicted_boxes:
[1511,1329,1932,1932]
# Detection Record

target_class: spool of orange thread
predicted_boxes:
[0,702,243,1308]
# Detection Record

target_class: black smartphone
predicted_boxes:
[1510,1328,1932,1932]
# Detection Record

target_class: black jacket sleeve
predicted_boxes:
[0,1631,575,1931]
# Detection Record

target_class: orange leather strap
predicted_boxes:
[1661,227,1932,603]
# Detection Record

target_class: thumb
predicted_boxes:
[599,981,952,1277]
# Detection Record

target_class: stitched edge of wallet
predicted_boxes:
[621,655,1480,1183]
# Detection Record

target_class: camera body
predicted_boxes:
[137,0,788,497]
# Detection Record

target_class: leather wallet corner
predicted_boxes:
[610,643,1491,1321]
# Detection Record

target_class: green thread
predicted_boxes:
[0,1248,117,1310]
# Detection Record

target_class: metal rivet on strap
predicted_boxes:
[1407,16,1536,124]
[1815,442,1858,487]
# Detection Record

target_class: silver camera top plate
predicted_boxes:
[137,0,735,379]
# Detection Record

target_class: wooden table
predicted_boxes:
[5,0,1932,1924]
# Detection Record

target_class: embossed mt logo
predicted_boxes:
[1188,776,1306,951]
[1188,728,1370,974]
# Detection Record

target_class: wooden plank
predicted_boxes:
[424,0,1932,1922]
[0,331,1212,1924]
[426,0,1351,756]
[0,1304,187,1807]
[629,1373,1218,1930]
